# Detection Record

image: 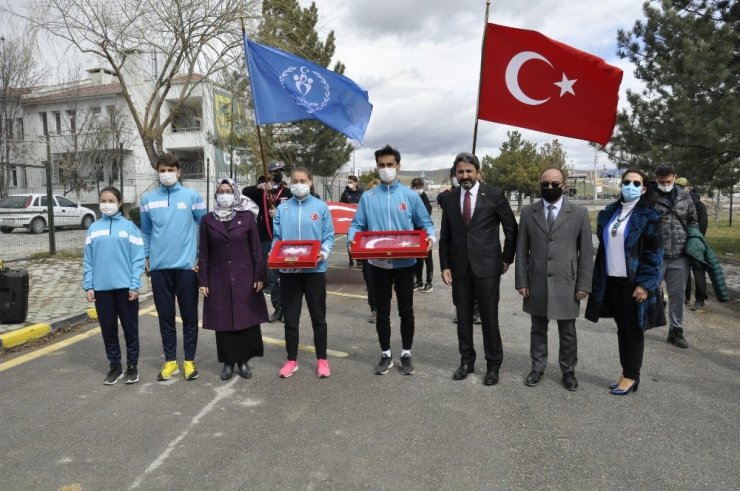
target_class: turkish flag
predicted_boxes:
[478,23,623,146]
[326,201,357,234]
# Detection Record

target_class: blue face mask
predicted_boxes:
[622,184,643,202]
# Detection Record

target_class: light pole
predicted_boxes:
[1,36,7,179]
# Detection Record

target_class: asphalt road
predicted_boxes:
[1,237,739,490]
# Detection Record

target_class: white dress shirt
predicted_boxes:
[542,196,564,221]
[605,198,639,277]
[459,181,480,219]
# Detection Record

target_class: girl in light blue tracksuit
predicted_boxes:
[83,186,145,385]
[271,167,335,379]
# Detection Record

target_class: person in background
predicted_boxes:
[436,166,458,209]
[439,152,518,386]
[140,153,207,382]
[199,178,267,381]
[411,177,434,293]
[515,168,592,391]
[84,186,145,385]
[586,169,664,395]
[675,177,709,311]
[340,175,363,268]
[650,164,698,348]
[348,144,436,376]
[243,161,293,323]
[272,167,335,378]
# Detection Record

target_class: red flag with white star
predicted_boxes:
[478,23,623,146]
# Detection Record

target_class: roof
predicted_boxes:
[22,83,123,105]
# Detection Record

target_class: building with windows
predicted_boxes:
[4,60,245,208]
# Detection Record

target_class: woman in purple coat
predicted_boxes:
[199,178,268,380]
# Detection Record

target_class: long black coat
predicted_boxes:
[439,183,518,278]
[198,211,268,331]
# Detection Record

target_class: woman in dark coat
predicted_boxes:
[199,178,268,380]
[585,169,664,395]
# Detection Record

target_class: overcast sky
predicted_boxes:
[298,0,647,173]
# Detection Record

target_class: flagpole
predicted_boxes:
[472,0,491,155]
[241,12,269,182]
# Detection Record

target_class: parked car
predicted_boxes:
[0,194,96,234]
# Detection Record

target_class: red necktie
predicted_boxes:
[463,191,472,226]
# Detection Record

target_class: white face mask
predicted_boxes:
[658,183,674,193]
[378,167,397,183]
[414,188,423,195]
[99,203,119,217]
[291,183,311,199]
[451,177,460,188]
[216,193,235,207]
[159,172,178,187]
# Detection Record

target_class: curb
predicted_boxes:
[0,292,153,350]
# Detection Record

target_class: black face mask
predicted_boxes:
[540,186,563,203]
[271,172,283,183]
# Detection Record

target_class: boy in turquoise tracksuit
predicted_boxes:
[271,167,335,379]
[348,145,436,376]
[140,153,207,381]
[84,186,145,385]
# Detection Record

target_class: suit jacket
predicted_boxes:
[514,198,593,320]
[439,183,518,278]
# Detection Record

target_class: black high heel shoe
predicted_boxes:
[610,379,639,395]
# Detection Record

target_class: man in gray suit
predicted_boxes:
[515,167,593,391]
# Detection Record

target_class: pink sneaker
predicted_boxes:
[279,360,298,378]
[316,358,331,378]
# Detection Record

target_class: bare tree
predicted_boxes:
[0,35,45,199]
[5,0,259,169]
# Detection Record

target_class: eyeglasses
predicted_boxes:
[540,181,562,189]
[621,180,643,187]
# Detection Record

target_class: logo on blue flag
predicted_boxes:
[244,36,373,142]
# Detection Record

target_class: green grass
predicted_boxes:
[705,221,740,258]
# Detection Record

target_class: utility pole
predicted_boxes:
[1,36,7,196]
[593,146,599,201]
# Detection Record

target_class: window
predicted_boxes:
[10,166,27,187]
[53,111,61,134]
[66,110,76,133]
[56,196,76,207]
[15,118,23,140]
[90,106,101,120]
[40,112,48,136]
[0,195,30,208]
[38,196,49,207]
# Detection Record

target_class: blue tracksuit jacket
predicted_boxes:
[83,212,146,291]
[271,195,335,273]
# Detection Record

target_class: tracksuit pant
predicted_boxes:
[261,240,281,310]
[151,269,198,361]
[280,272,327,360]
[95,289,139,367]
[370,265,415,351]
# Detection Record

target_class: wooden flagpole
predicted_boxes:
[472,0,491,154]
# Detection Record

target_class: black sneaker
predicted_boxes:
[367,310,377,323]
[421,283,433,293]
[269,308,283,323]
[413,281,423,291]
[374,355,394,375]
[691,300,705,311]
[400,355,415,375]
[124,365,139,384]
[667,329,689,348]
[103,365,124,385]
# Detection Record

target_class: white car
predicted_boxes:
[0,194,97,234]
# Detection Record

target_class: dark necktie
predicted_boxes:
[547,204,555,229]
[463,191,472,226]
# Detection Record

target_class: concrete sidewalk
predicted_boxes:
[0,257,152,347]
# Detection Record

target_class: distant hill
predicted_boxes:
[397,168,451,185]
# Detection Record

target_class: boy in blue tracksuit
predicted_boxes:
[348,145,436,376]
[140,153,207,381]
[84,186,145,385]
[271,167,335,379]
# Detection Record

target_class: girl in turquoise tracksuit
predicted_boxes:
[83,186,145,385]
[271,167,335,379]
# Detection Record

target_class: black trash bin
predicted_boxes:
[0,268,29,324]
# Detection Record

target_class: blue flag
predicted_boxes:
[244,36,373,142]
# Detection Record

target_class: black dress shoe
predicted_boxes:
[237,362,252,379]
[562,372,578,391]
[483,368,499,386]
[221,363,234,380]
[452,363,475,380]
[525,370,543,387]
[269,308,283,323]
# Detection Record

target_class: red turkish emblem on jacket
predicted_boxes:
[399,202,407,212]
[311,212,319,221]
